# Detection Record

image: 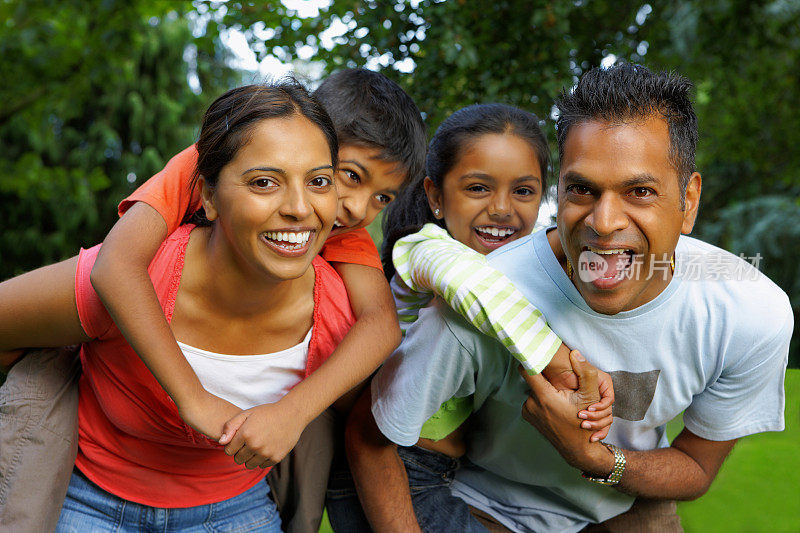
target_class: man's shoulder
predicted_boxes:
[678,235,793,338]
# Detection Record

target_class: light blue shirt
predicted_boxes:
[372,228,791,532]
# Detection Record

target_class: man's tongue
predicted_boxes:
[583,250,631,278]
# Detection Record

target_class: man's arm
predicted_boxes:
[345,387,422,533]
[521,356,736,500]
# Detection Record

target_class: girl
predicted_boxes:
[340,104,613,532]
[0,81,355,531]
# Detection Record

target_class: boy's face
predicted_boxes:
[329,144,407,237]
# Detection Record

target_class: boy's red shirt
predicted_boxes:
[119,145,382,270]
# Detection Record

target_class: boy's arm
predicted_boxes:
[90,202,239,440]
[221,263,402,466]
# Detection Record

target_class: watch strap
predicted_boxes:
[581,441,625,486]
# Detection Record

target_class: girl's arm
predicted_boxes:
[395,223,612,434]
[90,202,240,440]
[0,257,90,357]
[220,262,402,468]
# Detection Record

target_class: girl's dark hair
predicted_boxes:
[381,103,550,277]
[189,80,338,224]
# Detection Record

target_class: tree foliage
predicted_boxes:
[211,0,800,365]
[0,0,238,278]
[2,0,797,364]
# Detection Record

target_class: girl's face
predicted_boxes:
[425,133,543,255]
[201,115,338,282]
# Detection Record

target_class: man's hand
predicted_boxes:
[527,348,615,442]
[219,400,306,469]
[177,390,242,442]
[520,350,615,475]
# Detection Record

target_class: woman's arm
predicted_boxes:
[220,263,401,467]
[90,202,239,440]
[0,257,90,361]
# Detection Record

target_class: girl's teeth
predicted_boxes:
[477,227,514,238]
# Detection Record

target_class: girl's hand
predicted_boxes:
[219,400,306,469]
[578,368,615,442]
[539,343,579,391]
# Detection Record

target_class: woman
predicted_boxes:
[0,81,355,531]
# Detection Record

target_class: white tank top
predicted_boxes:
[177,328,311,409]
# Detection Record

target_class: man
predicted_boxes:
[353,64,792,532]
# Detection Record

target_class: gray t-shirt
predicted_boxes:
[372,229,792,533]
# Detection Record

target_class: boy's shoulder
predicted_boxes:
[320,228,382,270]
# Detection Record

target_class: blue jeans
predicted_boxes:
[56,470,282,532]
[326,445,487,533]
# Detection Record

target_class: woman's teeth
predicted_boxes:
[264,231,311,249]
[476,227,516,239]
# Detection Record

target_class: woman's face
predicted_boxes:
[202,115,338,282]
[425,132,544,255]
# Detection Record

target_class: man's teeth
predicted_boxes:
[586,246,629,255]
[476,227,516,238]
[264,231,311,249]
[333,222,344,228]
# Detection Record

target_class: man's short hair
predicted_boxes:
[313,68,427,184]
[555,64,698,206]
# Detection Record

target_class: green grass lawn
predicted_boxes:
[671,368,800,532]
[320,369,800,533]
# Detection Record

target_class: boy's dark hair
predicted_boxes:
[313,68,427,186]
[381,103,550,277]
[556,64,697,207]
[189,80,337,225]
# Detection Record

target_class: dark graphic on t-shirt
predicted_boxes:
[608,369,660,421]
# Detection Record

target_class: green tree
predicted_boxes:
[211,0,798,365]
[0,0,239,279]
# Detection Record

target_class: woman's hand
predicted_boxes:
[177,391,242,442]
[218,400,307,469]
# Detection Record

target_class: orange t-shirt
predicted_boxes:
[119,145,382,270]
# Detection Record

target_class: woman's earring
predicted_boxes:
[434,208,441,218]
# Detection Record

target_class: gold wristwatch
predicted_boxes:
[581,441,626,486]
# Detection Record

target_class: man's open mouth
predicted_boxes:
[578,245,635,283]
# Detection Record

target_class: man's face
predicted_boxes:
[556,116,701,314]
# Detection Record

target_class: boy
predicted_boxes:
[0,69,427,531]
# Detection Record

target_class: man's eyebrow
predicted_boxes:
[308,164,334,173]
[621,173,659,188]
[561,171,592,186]
[340,159,371,180]
[561,171,659,189]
